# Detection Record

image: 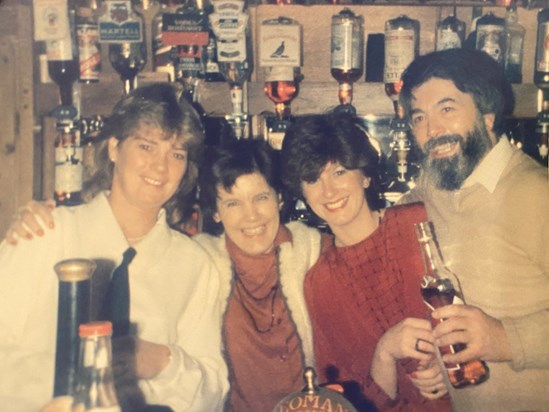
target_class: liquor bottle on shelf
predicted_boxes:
[475,12,506,66]
[54,116,85,206]
[330,8,363,114]
[384,14,419,117]
[534,8,549,93]
[210,0,253,139]
[415,221,490,389]
[152,0,181,81]
[383,14,419,204]
[72,321,121,411]
[76,0,101,83]
[259,16,302,149]
[263,66,300,149]
[99,0,147,94]
[171,0,210,100]
[203,32,225,82]
[504,0,525,84]
[435,6,465,51]
[47,0,80,107]
[264,66,299,122]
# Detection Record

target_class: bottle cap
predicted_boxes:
[79,321,113,337]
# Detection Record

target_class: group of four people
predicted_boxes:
[1,48,547,412]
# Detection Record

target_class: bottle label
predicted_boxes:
[216,36,247,62]
[331,22,362,71]
[259,19,301,67]
[436,30,462,51]
[384,28,415,83]
[536,22,549,72]
[476,24,505,64]
[77,23,101,81]
[33,0,70,41]
[55,155,83,194]
[98,1,143,43]
[161,12,209,47]
[209,1,248,63]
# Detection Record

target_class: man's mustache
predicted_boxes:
[423,134,464,153]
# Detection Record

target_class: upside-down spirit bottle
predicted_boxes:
[415,221,490,389]
[152,0,181,81]
[535,8,549,92]
[54,120,84,206]
[384,14,418,117]
[475,12,506,66]
[210,0,253,138]
[47,0,80,107]
[76,0,101,83]
[101,0,147,94]
[72,321,121,411]
[264,66,299,121]
[330,8,363,114]
[504,1,525,84]
[435,6,465,51]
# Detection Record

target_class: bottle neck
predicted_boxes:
[415,221,452,281]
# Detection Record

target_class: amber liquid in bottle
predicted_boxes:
[416,221,490,389]
[421,280,490,388]
[264,79,298,120]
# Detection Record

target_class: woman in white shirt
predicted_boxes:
[0,83,228,412]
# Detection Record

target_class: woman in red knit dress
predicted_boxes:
[281,112,453,412]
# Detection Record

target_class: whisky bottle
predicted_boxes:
[504,1,525,84]
[534,8,549,92]
[384,14,419,117]
[435,7,465,51]
[100,0,147,94]
[264,66,298,120]
[152,0,181,81]
[415,221,490,389]
[330,8,363,113]
[47,0,80,106]
[54,121,84,206]
[475,12,506,66]
[76,0,101,83]
[210,0,252,138]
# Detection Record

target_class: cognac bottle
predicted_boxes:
[330,8,363,112]
[47,1,80,106]
[384,14,419,117]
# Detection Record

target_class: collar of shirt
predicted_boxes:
[462,135,515,193]
[91,191,172,270]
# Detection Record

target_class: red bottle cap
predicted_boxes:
[79,321,113,337]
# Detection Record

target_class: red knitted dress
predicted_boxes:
[304,203,452,412]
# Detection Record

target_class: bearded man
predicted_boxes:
[398,48,549,411]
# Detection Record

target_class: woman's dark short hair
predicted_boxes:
[84,82,205,228]
[399,48,515,136]
[199,139,281,235]
[280,112,384,211]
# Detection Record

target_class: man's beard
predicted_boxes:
[421,118,493,191]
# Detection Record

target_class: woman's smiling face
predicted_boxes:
[214,172,281,256]
[302,161,370,233]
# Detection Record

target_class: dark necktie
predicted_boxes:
[100,247,136,337]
